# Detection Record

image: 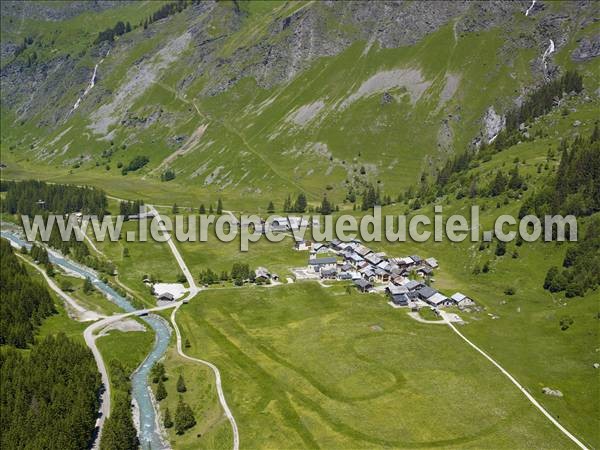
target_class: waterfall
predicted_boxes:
[525,0,537,16]
[70,49,109,114]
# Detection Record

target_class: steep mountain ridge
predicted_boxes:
[0,1,598,208]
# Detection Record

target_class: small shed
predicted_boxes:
[451,292,475,308]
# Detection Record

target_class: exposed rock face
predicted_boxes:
[571,35,600,62]
[0,0,594,129]
[0,0,128,22]
[200,1,539,96]
[483,107,505,143]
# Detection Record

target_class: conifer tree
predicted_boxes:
[177,374,187,393]
[174,398,196,434]
[156,379,167,401]
[163,407,173,429]
[320,195,332,215]
[83,277,94,294]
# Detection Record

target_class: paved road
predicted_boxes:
[439,311,588,450]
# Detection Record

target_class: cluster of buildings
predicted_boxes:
[296,238,474,311]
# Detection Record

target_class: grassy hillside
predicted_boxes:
[1,1,598,210]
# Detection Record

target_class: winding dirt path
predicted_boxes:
[17,254,103,321]
[438,311,588,450]
[170,304,240,450]
[149,204,239,450]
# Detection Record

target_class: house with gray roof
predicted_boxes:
[354,278,373,292]
[417,285,437,300]
[321,268,337,279]
[255,266,271,281]
[417,266,433,277]
[425,292,452,307]
[404,280,424,291]
[355,244,372,257]
[425,257,439,268]
[365,253,383,266]
[308,256,337,273]
[451,292,475,308]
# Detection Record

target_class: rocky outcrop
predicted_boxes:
[0,0,593,129]
[483,107,505,143]
[571,35,600,61]
[0,0,127,22]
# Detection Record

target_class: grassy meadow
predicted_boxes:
[171,283,584,449]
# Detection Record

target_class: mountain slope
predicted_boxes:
[0,1,598,209]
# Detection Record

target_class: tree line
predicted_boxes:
[519,124,600,219]
[199,262,254,286]
[95,20,132,44]
[142,0,192,29]
[0,334,101,450]
[119,199,145,218]
[0,238,55,348]
[396,70,589,210]
[543,215,600,297]
[1,179,107,218]
[100,360,139,450]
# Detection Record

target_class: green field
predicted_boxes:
[151,344,234,450]
[172,284,587,449]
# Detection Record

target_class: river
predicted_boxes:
[0,226,171,450]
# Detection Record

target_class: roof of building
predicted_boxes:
[417,286,437,299]
[308,256,337,265]
[377,260,391,270]
[355,244,372,257]
[158,292,174,300]
[346,252,364,262]
[359,267,376,277]
[425,257,439,268]
[451,292,468,301]
[397,256,414,266]
[255,267,270,278]
[410,255,422,263]
[387,284,409,295]
[391,293,410,305]
[404,280,424,291]
[418,266,433,275]
[321,268,337,276]
[354,278,372,288]
[427,292,449,305]
[365,253,383,265]
[341,263,352,271]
